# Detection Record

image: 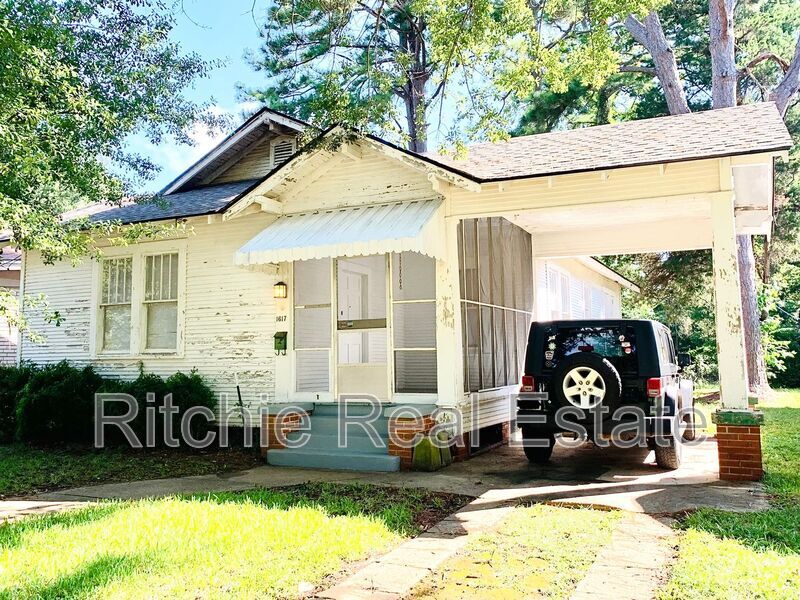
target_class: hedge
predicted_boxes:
[1,361,217,447]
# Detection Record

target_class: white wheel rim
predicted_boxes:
[562,367,606,409]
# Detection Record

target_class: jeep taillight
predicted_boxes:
[647,377,663,399]
[521,375,535,392]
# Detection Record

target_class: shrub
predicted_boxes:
[15,361,104,444]
[0,364,36,443]
[97,368,217,447]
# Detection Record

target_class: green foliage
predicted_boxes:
[0,0,219,331]
[0,483,466,597]
[15,361,104,444]
[7,362,217,447]
[0,364,35,443]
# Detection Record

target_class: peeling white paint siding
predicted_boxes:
[20,213,280,423]
[281,152,435,212]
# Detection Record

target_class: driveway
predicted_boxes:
[27,436,767,517]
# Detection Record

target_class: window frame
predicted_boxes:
[91,241,186,359]
[98,256,133,355]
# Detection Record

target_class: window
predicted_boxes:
[547,266,570,320]
[144,253,179,350]
[392,252,437,393]
[547,325,638,375]
[95,247,184,357]
[294,258,331,392]
[100,257,132,352]
[459,218,533,392]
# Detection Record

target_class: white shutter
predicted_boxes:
[570,279,586,318]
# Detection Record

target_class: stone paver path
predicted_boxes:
[316,495,515,599]
[0,500,88,523]
[570,513,677,600]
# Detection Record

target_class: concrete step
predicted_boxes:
[284,432,389,454]
[312,403,391,417]
[303,415,390,437]
[267,448,400,472]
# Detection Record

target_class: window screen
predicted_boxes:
[100,257,132,352]
[391,252,437,393]
[144,253,179,350]
[459,217,533,392]
[294,259,332,392]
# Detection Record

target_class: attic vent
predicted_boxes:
[272,139,295,168]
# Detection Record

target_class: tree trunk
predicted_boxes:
[738,235,769,396]
[709,0,770,397]
[624,13,690,115]
[770,32,800,116]
[397,11,428,153]
[709,0,737,109]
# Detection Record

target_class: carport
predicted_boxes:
[429,103,791,480]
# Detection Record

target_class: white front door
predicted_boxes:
[335,256,389,401]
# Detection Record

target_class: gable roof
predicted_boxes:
[428,103,791,182]
[1,103,790,238]
[160,107,309,195]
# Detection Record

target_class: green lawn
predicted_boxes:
[661,389,800,599]
[411,505,621,599]
[0,483,470,599]
[0,445,263,498]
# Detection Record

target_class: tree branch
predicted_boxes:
[624,12,690,114]
[770,32,800,116]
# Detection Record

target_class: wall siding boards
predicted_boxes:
[20,214,279,424]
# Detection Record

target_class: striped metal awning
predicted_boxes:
[235,199,445,266]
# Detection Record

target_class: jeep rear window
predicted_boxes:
[543,326,638,374]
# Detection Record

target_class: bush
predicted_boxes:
[99,367,217,447]
[11,362,218,447]
[0,364,35,443]
[15,361,104,444]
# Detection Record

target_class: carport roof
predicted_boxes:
[426,102,792,182]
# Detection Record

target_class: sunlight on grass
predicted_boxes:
[0,487,414,599]
[411,505,620,599]
[663,388,800,599]
[660,529,800,600]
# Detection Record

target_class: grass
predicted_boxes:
[661,389,800,599]
[0,445,263,498]
[0,483,471,599]
[410,505,621,599]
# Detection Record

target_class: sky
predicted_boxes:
[127,0,269,192]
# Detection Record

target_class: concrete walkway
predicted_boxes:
[31,437,768,515]
[570,513,677,600]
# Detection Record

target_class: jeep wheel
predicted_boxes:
[523,433,555,464]
[654,436,683,470]
[551,353,622,420]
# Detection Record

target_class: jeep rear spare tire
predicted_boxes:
[551,353,622,420]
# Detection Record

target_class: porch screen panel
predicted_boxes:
[392,252,437,393]
[459,217,533,393]
[294,259,331,392]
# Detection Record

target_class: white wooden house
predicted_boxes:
[8,103,791,473]
[0,246,20,365]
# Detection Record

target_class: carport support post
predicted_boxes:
[710,190,764,481]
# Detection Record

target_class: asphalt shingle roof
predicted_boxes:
[83,180,258,225]
[426,103,792,181]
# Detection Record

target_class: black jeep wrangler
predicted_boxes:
[517,320,694,470]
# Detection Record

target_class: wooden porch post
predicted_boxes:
[435,216,464,407]
[711,190,764,481]
[711,190,749,409]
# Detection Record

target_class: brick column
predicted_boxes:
[260,409,308,457]
[712,409,764,481]
[388,415,435,470]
